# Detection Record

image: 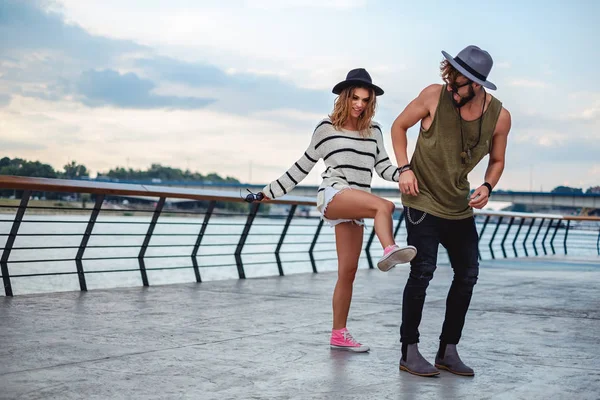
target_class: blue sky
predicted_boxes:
[0,0,599,191]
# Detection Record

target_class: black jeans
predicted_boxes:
[400,206,479,345]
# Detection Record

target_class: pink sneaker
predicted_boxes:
[377,244,417,272]
[330,328,370,352]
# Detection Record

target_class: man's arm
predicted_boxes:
[391,84,438,166]
[391,84,439,196]
[469,107,512,208]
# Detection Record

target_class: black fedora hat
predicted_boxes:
[332,68,384,96]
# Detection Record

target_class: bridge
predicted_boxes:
[85,178,600,208]
[1,176,599,399]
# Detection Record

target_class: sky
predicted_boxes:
[0,0,599,191]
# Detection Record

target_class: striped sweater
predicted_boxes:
[262,118,401,211]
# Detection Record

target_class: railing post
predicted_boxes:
[523,218,536,257]
[309,220,324,273]
[512,218,526,257]
[532,218,545,256]
[138,197,166,286]
[549,219,562,255]
[563,220,570,255]
[597,228,600,256]
[1,191,30,297]
[541,219,554,256]
[191,200,216,283]
[75,194,104,292]
[235,202,260,279]
[275,205,297,276]
[500,217,515,258]
[393,209,405,239]
[477,215,491,260]
[488,216,503,260]
[365,226,377,269]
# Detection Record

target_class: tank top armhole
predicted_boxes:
[420,85,446,134]
[488,99,504,152]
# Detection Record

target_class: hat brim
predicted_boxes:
[441,51,497,90]
[332,79,384,96]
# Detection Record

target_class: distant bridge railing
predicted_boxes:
[72,178,600,207]
[0,176,598,297]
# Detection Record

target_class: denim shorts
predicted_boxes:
[318,187,365,227]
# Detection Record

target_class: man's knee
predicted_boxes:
[455,265,479,288]
[408,262,437,284]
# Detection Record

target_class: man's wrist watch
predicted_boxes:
[482,182,493,196]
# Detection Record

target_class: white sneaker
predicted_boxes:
[377,245,417,272]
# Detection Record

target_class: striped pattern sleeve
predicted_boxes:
[372,124,400,183]
[261,122,324,199]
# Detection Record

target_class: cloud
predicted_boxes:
[0,0,142,61]
[0,94,11,107]
[0,96,325,183]
[250,109,325,124]
[243,0,367,9]
[0,138,46,151]
[76,69,215,109]
[135,57,229,87]
[137,57,332,114]
[508,79,549,88]
[0,1,332,114]
[0,0,149,106]
[567,99,600,122]
[507,136,600,163]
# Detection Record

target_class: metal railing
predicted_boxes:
[0,176,598,296]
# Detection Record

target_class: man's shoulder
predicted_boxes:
[417,84,444,106]
[420,83,443,97]
[495,107,512,135]
[489,95,511,122]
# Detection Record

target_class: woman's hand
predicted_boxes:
[399,170,419,196]
[259,192,271,202]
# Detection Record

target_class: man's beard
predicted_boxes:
[451,85,476,108]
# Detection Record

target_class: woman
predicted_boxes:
[258,68,417,352]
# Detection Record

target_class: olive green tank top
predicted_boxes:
[401,85,503,220]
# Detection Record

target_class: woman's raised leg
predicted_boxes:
[325,189,396,247]
[324,189,416,271]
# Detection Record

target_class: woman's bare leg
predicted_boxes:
[332,221,364,330]
[325,189,396,248]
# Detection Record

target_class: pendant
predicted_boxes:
[460,151,467,159]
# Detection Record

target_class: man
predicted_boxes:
[390,45,512,376]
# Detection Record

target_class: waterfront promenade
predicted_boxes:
[2,255,599,400]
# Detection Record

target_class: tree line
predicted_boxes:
[0,157,247,211]
[0,157,239,183]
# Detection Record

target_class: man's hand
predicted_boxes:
[399,170,419,196]
[468,185,490,209]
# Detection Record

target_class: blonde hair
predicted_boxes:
[329,86,377,137]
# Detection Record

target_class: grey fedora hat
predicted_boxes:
[441,45,497,90]
[332,68,384,96]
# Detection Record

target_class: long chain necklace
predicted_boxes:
[459,89,486,165]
